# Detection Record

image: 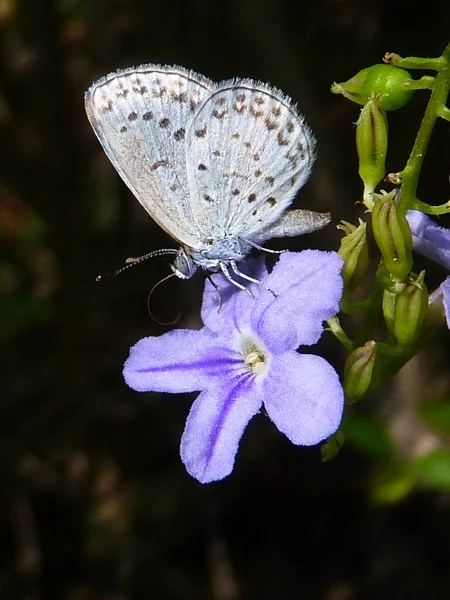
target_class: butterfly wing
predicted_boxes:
[185,81,316,242]
[85,64,214,248]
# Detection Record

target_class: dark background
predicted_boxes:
[1,1,450,598]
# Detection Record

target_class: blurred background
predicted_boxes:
[1,0,450,598]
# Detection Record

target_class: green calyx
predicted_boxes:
[338,220,369,296]
[372,191,413,280]
[383,271,428,346]
[332,64,414,111]
[344,341,378,403]
[356,97,388,206]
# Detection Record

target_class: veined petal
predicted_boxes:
[255,251,344,349]
[180,376,263,483]
[266,250,344,304]
[255,303,315,353]
[201,276,238,333]
[263,352,344,445]
[201,257,269,333]
[123,329,238,393]
[442,276,450,329]
[407,210,450,270]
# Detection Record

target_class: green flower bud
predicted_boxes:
[331,64,414,111]
[382,288,397,335]
[321,430,345,462]
[344,341,377,403]
[384,271,428,345]
[338,220,369,295]
[372,191,413,280]
[356,98,388,204]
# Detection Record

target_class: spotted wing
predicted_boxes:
[185,80,316,241]
[85,64,214,248]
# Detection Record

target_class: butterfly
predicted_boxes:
[85,64,331,290]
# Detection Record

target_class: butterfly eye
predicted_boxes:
[171,249,197,280]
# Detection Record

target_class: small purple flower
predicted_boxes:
[407,210,450,328]
[124,251,345,483]
[407,210,450,269]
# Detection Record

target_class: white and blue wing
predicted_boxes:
[85,64,214,248]
[185,81,317,241]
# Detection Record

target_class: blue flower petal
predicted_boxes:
[263,352,344,445]
[254,302,299,353]
[180,376,263,483]
[123,329,238,393]
[201,257,269,333]
[442,276,450,329]
[255,251,344,349]
[407,210,450,270]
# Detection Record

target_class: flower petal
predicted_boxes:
[123,329,237,393]
[180,376,263,483]
[255,251,344,349]
[201,275,238,332]
[263,351,344,445]
[254,302,299,353]
[201,257,269,333]
[442,276,450,329]
[407,210,450,270]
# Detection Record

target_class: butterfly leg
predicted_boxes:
[231,260,277,299]
[206,273,223,312]
[219,263,253,295]
[229,260,263,288]
[246,241,286,255]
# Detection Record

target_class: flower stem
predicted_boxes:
[326,317,354,350]
[438,105,450,121]
[410,198,450,215]
[395,43,450,211]
[403,75,435,91]
[385,52,446,72]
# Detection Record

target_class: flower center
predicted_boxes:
[241,336,268,375]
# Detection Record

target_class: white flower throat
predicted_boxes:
[241,336,268,375]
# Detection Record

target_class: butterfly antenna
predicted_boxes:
[147,273,181,326]
[96,249,178,281]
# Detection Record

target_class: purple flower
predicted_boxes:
[124,251,345,483]
[407,210,450,328]
[407,210,450,269]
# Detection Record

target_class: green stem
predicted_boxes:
[387,53,447,72]
[353,262,386,346]
[438,105,450,121]
[397,43,450,210]
[326,316,354,350]
[403,75,435,91]
[410,198,450,214]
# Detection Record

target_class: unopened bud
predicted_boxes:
[344,341,377,403]
[338,220,369,295]
[331,64,414,111]
[321,431,345,462]
[384,271,428,345]
[372,191,413,280]
[382,289,397,335]
[356,98,388,205]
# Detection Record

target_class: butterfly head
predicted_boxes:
[171,247,198,280]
